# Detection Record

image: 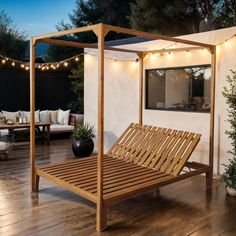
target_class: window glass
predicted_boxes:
[145,65,211,112]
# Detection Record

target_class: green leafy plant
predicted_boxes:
[221,158,236,190]
[73,122,95,140]
[221,68,236,190]
[68,58,84,114]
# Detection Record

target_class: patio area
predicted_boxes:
[1,1,236,234]
[0,139,235,236]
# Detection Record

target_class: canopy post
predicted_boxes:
[207,46,216,188]
[30,37,36,192]
[138,53,146,125]
[94,24,108,231]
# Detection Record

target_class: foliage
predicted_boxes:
[46,0,134,61]
[45,35,82,62]
[130,0,236,35]
[0,10,27,60]
[73,122,95,140]
[67,58,84,114]
[222,69,236,156]
[130,0,221,35]
[215,0,236,28]
[221,68,236,189]
[221,158,236,190]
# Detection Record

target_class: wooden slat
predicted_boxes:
[153,131,183,170]
[107,123,134,156]
[114,125,145,160]
[142,129,172,167]
[108,123,139,158]
[133,127,162,164]
[172,134,201,176]
[160,132,189,173]
[107,123,201,177]
[122,125,153,162]
[165,133,195,175]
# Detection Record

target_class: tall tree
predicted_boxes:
[46,0,135,61]
[0,10,27,60]
[130,0,220,36]
[216,0,236,28]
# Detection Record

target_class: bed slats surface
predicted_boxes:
[107,123,201,176]
[36,156,175,203]
[36,123,201,204]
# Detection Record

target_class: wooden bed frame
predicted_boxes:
[29,24,216,231]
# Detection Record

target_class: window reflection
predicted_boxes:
[146,65,211,112]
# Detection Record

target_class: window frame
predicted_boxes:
[145,64,211,113]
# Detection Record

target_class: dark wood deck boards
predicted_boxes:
[0,139,235,236]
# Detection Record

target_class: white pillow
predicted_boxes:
[57,109,70,125]
[49,110,58,124]
[39,110,50,123]
[2,111,20,122]
[21,110,40,123]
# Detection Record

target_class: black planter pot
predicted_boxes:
[72,138,94,157]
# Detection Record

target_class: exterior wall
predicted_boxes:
[84,38,236,174]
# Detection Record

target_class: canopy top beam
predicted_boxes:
[33,23,214,53]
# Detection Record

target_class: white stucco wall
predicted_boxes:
[84,37,236,175]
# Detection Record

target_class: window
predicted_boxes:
[145,65,211,113]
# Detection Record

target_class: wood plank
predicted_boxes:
[172,134,201,176]
[36,168,97,203]
[165,133,195,174]
[160,132,189,172]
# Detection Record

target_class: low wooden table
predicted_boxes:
[0,122,51,145]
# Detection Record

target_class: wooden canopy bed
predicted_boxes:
[30,24,216,231]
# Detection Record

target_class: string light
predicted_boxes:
[0,34,234,71]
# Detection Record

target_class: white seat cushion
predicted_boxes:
[0,141,7,151]
[50,124,74,132]
[0,129,9,136]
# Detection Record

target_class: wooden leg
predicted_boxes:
[206,171,213,190]
[32,174,40,192]
[96,203,108,231]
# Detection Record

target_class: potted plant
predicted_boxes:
[72,122,95,157]
[221,158,236,196]
[221,68,236,196]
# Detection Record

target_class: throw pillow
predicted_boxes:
[2,111,20,122]
[49,110,58,124]
[39,110,50,123]
[57,109,70,125]
[21,110,40,123]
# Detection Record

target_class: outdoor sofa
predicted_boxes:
[0,109,78,140]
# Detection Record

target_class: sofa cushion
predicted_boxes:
[57,109,70,125]
[21,110,40,123]
[0,129,9,136]
[0,141,7,151]
[50,124,74,132]
[49,110,58,124]
[2,111,20,122]
[39,110,50,123]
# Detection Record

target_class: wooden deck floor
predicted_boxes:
[0,139,235,236]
